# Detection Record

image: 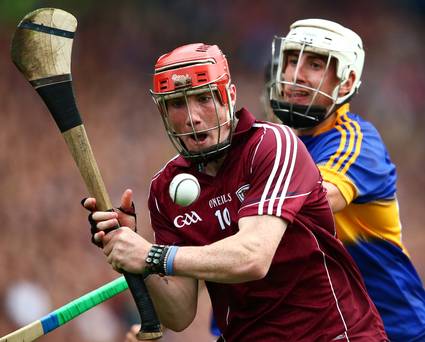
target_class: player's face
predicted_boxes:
[281,51,340,109]
[166,88,233,153]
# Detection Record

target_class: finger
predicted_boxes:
[101,229,117,254]
[120,188,133,212]
[83,197,97,211]
[92,211,118,222]
[96,218,119,231]
[94,231,105,246]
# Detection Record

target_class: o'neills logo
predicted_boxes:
[173,211,202,228]
[172,74,192,88]
[208,193,232,208]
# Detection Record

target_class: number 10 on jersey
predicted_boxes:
[215,208,231,230]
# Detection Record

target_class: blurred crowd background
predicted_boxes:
[1,0,424,341]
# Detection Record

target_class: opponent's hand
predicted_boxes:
[102,226,152,274]
[81,189,137,247]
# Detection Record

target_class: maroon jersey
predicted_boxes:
[148,108,387,341]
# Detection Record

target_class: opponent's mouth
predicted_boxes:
[286,90,310,98]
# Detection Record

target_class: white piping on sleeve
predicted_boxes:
[276,127,298,217]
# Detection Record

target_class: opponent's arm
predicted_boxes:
[323,181,347,212]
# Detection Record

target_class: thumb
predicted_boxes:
[120,189,134,211]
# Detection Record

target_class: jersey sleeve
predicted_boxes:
[313,116,397,204]
[238,124,321,223]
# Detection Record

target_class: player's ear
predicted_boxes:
[339,71,356,97]
[229,84,237,107]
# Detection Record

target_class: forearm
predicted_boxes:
[174,236,263,283]
[144,275,198,331]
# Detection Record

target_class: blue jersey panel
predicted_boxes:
[300,106,425,341]
[300,112,397,203]
[347,240,425,342]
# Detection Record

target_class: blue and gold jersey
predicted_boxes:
[300,104,425,342]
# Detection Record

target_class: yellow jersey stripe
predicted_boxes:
[341,116,363,175]
[325,122,347,169]
[332,114,355,172]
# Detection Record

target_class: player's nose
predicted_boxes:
[185,99,202,126]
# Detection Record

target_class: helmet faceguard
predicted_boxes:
[270,19,365,129]
[151,43,235,163]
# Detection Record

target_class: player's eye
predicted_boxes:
[287,55,299,66]
[167,98,185,109]
[310,58,326,70]
[197,93,213,103]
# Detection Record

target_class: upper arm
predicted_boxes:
[237,215,288,276]
[323,181,347,212]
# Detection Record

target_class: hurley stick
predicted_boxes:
[0,276,128,342]
[11,8,162,340]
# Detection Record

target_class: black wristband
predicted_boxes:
[145,244,170,276]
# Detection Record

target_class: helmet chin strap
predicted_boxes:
[270,99,328,129]
[181,138,232,164]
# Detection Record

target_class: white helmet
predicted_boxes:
[270,19,365,129]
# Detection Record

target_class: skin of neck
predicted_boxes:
[202,155,227,176]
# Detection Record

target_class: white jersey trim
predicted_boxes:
[309,231,350,342]
[277,127,298,216]
[238,191,312,214]
[250,126,266,175]
[251,123,298,216]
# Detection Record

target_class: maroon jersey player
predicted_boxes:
[84,43,387,341]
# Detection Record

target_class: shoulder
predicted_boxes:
[252,121,312,162]
[246,121,319,185]
[334,112,390,166]
[305,112,389,167]
[334,112,386,149]
[251,121,300,151]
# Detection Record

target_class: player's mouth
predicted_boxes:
[188,132,209,146]
[285,90,311,104]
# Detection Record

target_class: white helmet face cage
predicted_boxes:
[270,19,365,128]
[151,84,235,163]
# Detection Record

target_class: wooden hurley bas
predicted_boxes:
[10,8,162,340]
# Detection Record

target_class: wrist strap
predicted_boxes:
[145,244,168,276]
[165,246,179,276]
[145,244,179,276]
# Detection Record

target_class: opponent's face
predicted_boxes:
[281,51,340,109]
[166,86,235,154]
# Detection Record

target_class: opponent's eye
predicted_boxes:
[287,55,299,66]
[309,58,325,71]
